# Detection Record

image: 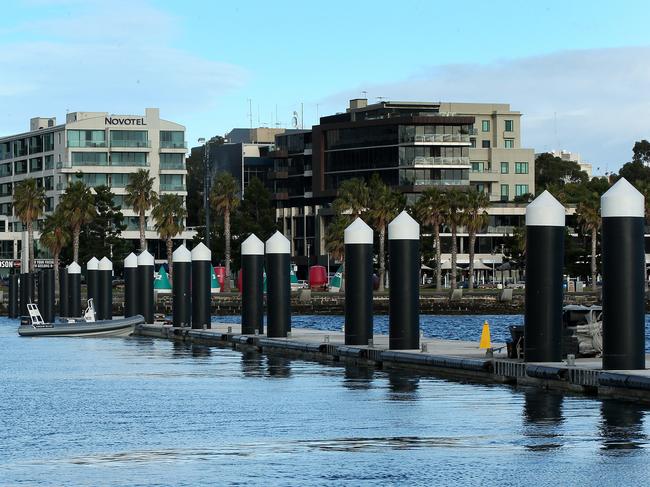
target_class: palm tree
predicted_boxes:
[125,169,157,251]
[152,194,187,281]
[367,173,402,291]
[445,189,467,290]
[60,181,96,264]
[576,197,600,291]
[414,187,447,289]
[464,190,490,289]
[324,215,349,262]
[40,208,70,287]
[13,178,46,272]
[332,178,369,218]
[211,172,239,292]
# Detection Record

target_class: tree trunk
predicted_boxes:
[73,226,80,264]
[224,209,231,292]
[591,227,597,291]
[167,237,174,282]
[468,231,476,289]
[450,223,458,290]
[378,224,385,292]
[434,224,442,290]
[27,221,34,273]
[139,210,146,252]
[53,251,59,296]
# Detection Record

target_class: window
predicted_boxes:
[500,162,509,174]
[160,153,185,169]
[500,184,509,202]
[44,155,54,170]
[43,133,54,152]
[160,131,185,149]
[14,160,27,174]
[515,162,529,174]
[110,152,147,166]
[29,157,43,172]
[110,130,148,148]
[481,140,490,148]
[67,130,106,148]
[515,184,529,197]
[505,120,513,132]
[72,152,108,166]
[160,174,184,191]
[44,176,53,191]
[482,120,490,132]
[475,183,486,193]
[471,161,485,172]
[29,135,43,154]
[504,139,514,148]
[110,173,130,188]
[14,139,28,157]
[0,163,11,177]
[76,173,107,187]
[45,198,54,212]
[470,138,476,148]
[0,142,11,160]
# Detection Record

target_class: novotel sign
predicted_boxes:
[105,117,147,126]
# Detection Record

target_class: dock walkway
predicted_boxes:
[135,323,650,403]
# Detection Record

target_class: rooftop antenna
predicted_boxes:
[257,104,260,126]
[301,102,304,129]
[291,111,299,129]
[275,104,280,128]
[247,98,253,129]
[377,96,385,102]
[361,90,367,99]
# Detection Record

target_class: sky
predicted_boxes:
[1,0,650,173]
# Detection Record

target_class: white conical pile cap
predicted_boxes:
[265,231,290,254]
[525,190,565,227]
[98,256,113,271]
[601,177,644,218]
[191,242,212,261]
[344,217,373,244]
[68,261,81,274]
[86,257,99,271]
[388,210,420,240]
[137,249,154,266]
[172,244,191,263]
[242,234,264,255]
[124,252,137,268]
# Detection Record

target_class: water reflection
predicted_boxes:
[190,345,212,358]
[343,363,374,390]
[600,400,647,451]
[240,349,264,377]
[522,389,564,451]
[266,355,292,378]
[171,341,193,358]
[386,369,420,401]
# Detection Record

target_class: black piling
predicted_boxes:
[8,273,18,318]
[344,218,374,346]
[524,191,565,362]
[601,178,646,370]
[137,250,154,324]
[191,242,211,329]
[123,253,138,318]
[86,257,99,308]
[241,234,265,335]
[172,245,191,327]
[20,272,34,317]
[265,231,291,338]
[98,257,113,320]
[42,268,55,323]
[388,211,420,350]
[59,267,68,318]
[67,262,82,318]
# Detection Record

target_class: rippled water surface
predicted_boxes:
[3,316,650,486]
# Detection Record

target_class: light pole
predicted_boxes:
[198,138,210,248]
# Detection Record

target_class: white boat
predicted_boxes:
[17,299,144,338]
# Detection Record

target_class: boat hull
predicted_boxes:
[17,315,145,337]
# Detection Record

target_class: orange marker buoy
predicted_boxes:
[479,320,491,349]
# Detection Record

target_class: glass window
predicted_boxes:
[110,152,147,166]
[110,130,148,148]
[160,131,185,149]
[67,130,106,148]
[475,183,486,193]
[29,157,43,172]
[504,139,514,149]
[515,162,529,174]
[515,184,529,196]
[470,138,476,148]
[44,176,53,191]
[44,155,54,170]
[0,142,11,160]
[471,161,485,172]
[110,173,131,188]
[29,135,43,154]
[505,120,513,132]
[0,162,11,177]
[481,140,490,148]
[72,152,108,166]
[160,153,185,169]
[43,133,54,152]
[45,197,54,212]
[77,173,107,187]
[500,184,509,202]
[500,162,509,174]
[14,160,27,174]
[160,174,184,191]
[481,120,490,132]
[14,139,28,157]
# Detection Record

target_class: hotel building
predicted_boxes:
[0,108,193,262]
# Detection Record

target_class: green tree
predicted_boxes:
[535,153,588,192]
[186,136,225,227]
[445,189,467,290]
[40,208,70,287]
[59,181,96,264]
[332,178,369,218]
[575,197,600,291]
[152,194,186,281]
[617,160,650,188]
[324,215,349,262]
[125,169,157,251]
[464,190,490,289]
[13,178,46,272]
[414,188,447,290]
[366,173,403,291]
[211,172,239,291]
[632,139,650,166]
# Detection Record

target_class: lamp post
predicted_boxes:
[198,137,211,249]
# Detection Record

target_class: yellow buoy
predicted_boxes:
[479,321,491,349]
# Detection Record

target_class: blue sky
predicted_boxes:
[1,0,650,172]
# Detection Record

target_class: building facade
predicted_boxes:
[0,108,193,262]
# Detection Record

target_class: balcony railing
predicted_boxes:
[402,179,469,187]
[160,161,185,170]
[401,134,471,144]
[404,156,470,166]
[67,141,107,148]
[110,140,151,148]
[160,141,187,149]
[160,184,185,191]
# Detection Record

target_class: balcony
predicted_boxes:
[403,156,470,167]
[160,161,185,170]
[160,184,186,192]
[159,141,187,149]
[401,134,471,144]
[487,225,515,234]
[469,170,501,182]
[67,141,107,148]
[110,140,151,148]
[402,179,470,187]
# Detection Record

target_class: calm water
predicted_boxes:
[3,317,650,486]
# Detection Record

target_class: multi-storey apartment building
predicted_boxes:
[0,108,193,262]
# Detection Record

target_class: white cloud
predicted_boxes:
[0,1,246,135]
[323,47,650,172]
